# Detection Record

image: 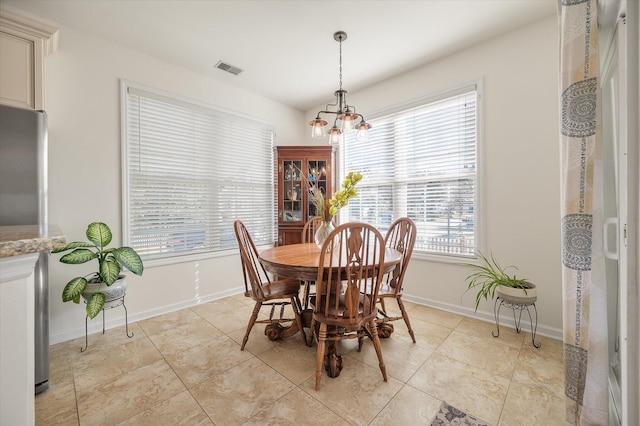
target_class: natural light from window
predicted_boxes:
[339,83,479,259]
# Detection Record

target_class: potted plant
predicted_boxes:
[52,222,144,319]
[460,251,536,311]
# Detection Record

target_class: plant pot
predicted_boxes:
[496,281,537,305]
[82,275,129,309]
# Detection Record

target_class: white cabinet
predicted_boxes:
[0,253,38,426]
[0,10,57,110]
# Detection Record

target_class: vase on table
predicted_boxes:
[314,221,335,250]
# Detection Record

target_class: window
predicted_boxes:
[122,81,275,264]
[340,84,479,258]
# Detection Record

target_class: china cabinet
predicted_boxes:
[275,146,335,245]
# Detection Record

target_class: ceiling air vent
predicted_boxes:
[215,61,243,76]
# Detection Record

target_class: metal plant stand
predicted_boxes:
[493,296,541,348]
[81,294,133,352]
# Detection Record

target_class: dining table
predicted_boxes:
[259,242,403,282]
[258,242,403,378]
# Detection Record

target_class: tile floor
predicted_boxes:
[36,293,570,425]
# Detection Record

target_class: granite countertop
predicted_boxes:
[0,225,66,258]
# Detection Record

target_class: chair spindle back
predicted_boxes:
[234,220,270,300]
[383,217,417,293]
[315,222,386,327]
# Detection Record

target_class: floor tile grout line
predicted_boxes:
[67,341,82,426]
[39,296,567,425]
[365,381,413,425]
[124,318,232,425]
[151,341,209,424]
[294,373,367,425]
[494,335,526,426]
[93,321,191,425]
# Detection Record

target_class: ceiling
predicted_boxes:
[2,0,557,111]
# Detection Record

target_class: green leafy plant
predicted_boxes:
[460,251,528,311]
[52,222,143,318]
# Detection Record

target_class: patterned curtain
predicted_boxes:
[559,0,608,424]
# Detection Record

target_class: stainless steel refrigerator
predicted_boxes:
[0,104,50,394]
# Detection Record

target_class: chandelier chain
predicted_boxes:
[338,37,343,91]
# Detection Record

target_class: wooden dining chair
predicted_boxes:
[302,216,323,244]
[376,217,417,342]
[233,220,306,350]
[300,216,323,309]
[309,222,387,390]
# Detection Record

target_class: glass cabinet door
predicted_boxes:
[306,159,327,220]
[282,160,302,222]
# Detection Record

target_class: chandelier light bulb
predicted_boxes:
[339,112,358,132]
[309,117,328,138]
[355,121,371,142]
[328,126,342,145]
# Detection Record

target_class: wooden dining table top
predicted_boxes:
[259,242,402,282]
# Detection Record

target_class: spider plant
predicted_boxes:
[460,251,528,311]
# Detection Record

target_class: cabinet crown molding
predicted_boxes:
[0,9,58,55]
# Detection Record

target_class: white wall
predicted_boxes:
[42,14,561,342]
[305,16,562,337]
[44,25,306,343]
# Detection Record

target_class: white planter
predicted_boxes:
[82,275,128,309]
[314,221,335,250]
[496,282,537,305]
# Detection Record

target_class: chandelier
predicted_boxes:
[309,31,371,145]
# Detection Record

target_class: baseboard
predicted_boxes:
[50,287,244,345]
[402,293,563,341]
[50,287,563,345]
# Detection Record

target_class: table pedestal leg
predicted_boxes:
[263,300,309,341]
[264,321,300,340]
[324,342,343,378]
[376,322,394,338]
[375,307,396,338]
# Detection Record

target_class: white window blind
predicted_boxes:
[340,84,478,258]
[122,82,274,263]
